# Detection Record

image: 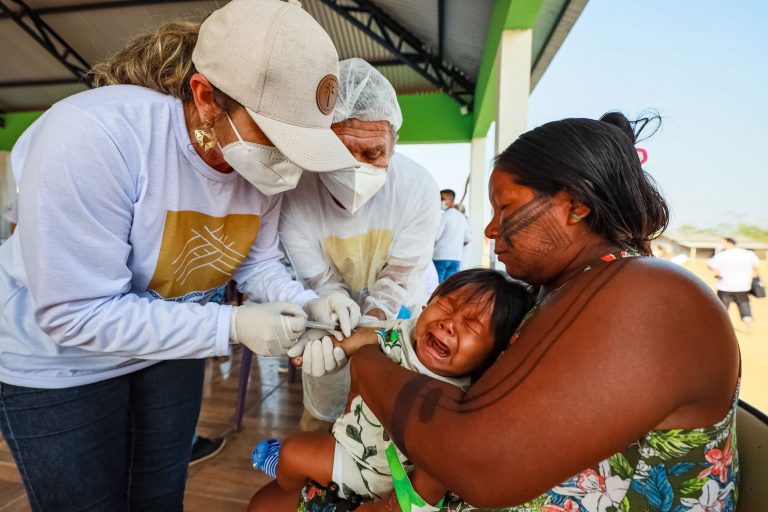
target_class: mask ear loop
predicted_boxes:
[218,113,246,152]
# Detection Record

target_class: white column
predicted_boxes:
[495,29,532,153]
[467,136,487,267]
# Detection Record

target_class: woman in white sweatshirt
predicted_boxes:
[0,1,360,510]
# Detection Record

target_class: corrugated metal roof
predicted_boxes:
[304,0,393,63]
[531,0,588,88]
[444,0,494,80]
[43,2,225,64]
[0,0,583,112]
[0,20,77,82]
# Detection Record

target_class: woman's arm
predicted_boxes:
[352,260,740,506]
[18,103,232,359]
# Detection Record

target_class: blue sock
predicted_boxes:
[251,439,281,478]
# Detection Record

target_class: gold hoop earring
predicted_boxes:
[194,121,216,152]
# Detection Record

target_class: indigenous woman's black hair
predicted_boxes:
[428,268,534,381]
[494,111,668,255]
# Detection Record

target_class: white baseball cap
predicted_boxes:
[193,0,357,172]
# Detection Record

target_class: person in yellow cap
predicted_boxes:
[0,1,359,509]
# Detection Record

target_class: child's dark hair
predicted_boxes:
[428,268,534,380]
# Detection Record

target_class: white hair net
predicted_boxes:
[333,58,403,132]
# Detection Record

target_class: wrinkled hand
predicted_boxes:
[288,329,347,377]
[303,293,361,337]
[229,302,306,356]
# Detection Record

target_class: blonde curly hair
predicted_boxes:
[89,20,201,102]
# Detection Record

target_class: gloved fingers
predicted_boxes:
[300,329,328,342]
[279,302,308,319]
[332,347,348,366]
[309,340,325,376]
[287,337,308,358]
[332,331,344,342]
[301,343,313,375]
[283,314,306,335]
[336,307,352,337]
[348,304,361,330]
[321,336,336,372]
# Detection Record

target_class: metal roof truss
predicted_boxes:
[0,0,91,85]
[317,0,475,111]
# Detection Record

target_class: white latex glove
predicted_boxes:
[229,302,307,356]
[303,292,361,337]
[287,329,347,377]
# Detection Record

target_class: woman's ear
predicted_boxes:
[568,199,591,224]
[189,73,221,124]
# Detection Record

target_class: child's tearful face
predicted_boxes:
[413,288,495,377]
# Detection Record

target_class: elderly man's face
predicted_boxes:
[331,119,394,168]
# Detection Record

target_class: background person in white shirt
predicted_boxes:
[0,2,361,509]
[279,58,441,431]
[708,237,760,329]
[433,189,472,282]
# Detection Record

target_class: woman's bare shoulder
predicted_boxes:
[605,257,722,311]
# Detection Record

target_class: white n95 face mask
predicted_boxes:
[219,114,303,196]
[319,162,387,214]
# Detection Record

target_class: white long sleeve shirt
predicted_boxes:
[0,85,314,389]
[433,207,472,261]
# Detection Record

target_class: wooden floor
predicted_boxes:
[0,349,304,511]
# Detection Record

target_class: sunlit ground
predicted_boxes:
[686,260,767,413]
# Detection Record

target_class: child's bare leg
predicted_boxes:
[276,430,337,491]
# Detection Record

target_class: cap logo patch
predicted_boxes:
[316,74,338,115]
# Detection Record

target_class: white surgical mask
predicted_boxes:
[319,162,387,214]
[441,200,449,210]
[219,114,303,195]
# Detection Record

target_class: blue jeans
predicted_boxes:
[433,259,461,283]
[0,359,204,512]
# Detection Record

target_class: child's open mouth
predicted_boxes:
[424,331,451,359]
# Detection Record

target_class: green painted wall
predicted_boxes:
[472,0,543,138]
[397,93,473,144]
[0,112,43,151]
[1,97,469,150]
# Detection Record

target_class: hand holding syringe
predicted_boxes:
[290,319,390,372]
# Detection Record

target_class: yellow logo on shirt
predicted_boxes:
[148,211,260,300]
[323,229,393,293]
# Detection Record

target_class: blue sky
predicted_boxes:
[400,0,768,230]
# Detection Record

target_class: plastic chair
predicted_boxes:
[735,400,768,511]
